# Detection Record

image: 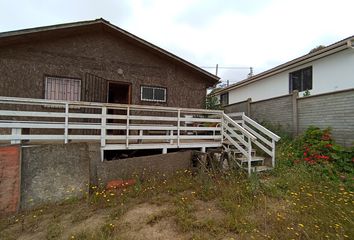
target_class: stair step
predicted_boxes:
[235,156,264,163]
[243,165,273,172]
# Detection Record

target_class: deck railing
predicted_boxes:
[0,97,280,172]
[0,97,224,155]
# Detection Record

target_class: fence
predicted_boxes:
[225,89,354,146]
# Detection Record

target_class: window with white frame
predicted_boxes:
[45,76,81,101]
[141,86,167,102]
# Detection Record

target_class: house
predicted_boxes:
[0,18,219,108]
[213,35,354,105]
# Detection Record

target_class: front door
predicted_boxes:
[107,82,131,136]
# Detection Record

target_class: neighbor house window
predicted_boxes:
[220,92,229,106]
[45,76,81,101]
[289,66,313,93]
[141,86,166,102]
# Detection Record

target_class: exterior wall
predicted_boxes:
[0,30,209,109]
[20,143,91,210]
[227,48,354,103]
[229,72,288,103]
[298,89,354,146]
[97,151,192,183]
[0,145,21,214]
[250,94,294,132]
[225,89,354,146]
[1,141,193,211]
[224,100,249,114]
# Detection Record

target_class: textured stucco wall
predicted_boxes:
[97,151,192,183]
[20,143,90,210]
[0,30,209,109]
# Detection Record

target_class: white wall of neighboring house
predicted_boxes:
[225,48,354,103]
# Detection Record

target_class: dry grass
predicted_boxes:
[0,160,353,240]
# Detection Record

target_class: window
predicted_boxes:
[289,66,313,93]
[220,92,229,106]
[141,86,166,102]
[45,76,81,101]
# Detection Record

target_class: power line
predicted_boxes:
[201,66,251,69]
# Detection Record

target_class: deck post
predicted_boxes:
[271,139,276,168]
[101,106,107,149]
[64,103,69,144]
[11,128,21,144]
[177,109,181,147]
[201,147,206,153]
[247,137,252,176]
[162,148,167,154]
[126,107,130,148]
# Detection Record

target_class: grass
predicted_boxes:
[0,145,353,240]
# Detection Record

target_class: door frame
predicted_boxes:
[106,81,132,104]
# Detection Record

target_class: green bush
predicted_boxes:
[280,126,354,184]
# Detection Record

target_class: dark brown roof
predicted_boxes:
[0,18,220,84]
[213,35,354,95]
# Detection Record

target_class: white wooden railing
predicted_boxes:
[222,113,257,175]
[227,112,281,169]
[0,97,280,172]
[0,97,224,156]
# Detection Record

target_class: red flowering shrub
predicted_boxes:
[300,127,334,165]
[285,126,354,180]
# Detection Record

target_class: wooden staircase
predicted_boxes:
[222,113,280,175]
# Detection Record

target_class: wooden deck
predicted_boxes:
[0,96,281,174]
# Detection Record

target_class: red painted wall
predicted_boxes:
[0,145,21,214]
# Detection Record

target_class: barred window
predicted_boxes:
[45,76,81,101]
[141,86,166,102]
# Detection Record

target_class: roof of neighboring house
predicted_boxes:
[0,18,220,84]
[213,35,354,95]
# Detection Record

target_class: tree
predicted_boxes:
[309,45,326,54]
[205,94,221,110]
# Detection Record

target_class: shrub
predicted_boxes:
[281,126,354,183]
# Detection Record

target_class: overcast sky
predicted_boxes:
[0,0,353,85]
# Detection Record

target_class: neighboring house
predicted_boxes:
[213,35,354,105]
[0,18,219,108]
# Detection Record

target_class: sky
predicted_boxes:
[0,0,353,86]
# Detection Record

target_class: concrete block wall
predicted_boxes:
[298,89,354,146]
[224,100,249,115]
[225,88,354,146]
[250,94,294,133]
[0,145,21,214]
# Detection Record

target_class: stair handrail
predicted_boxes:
[222,113,256,175]
[223,114,256,141]
[241,113,280,142]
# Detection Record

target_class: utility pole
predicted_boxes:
[215,64,219,76]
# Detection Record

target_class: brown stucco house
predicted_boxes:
[0,18,219,108]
